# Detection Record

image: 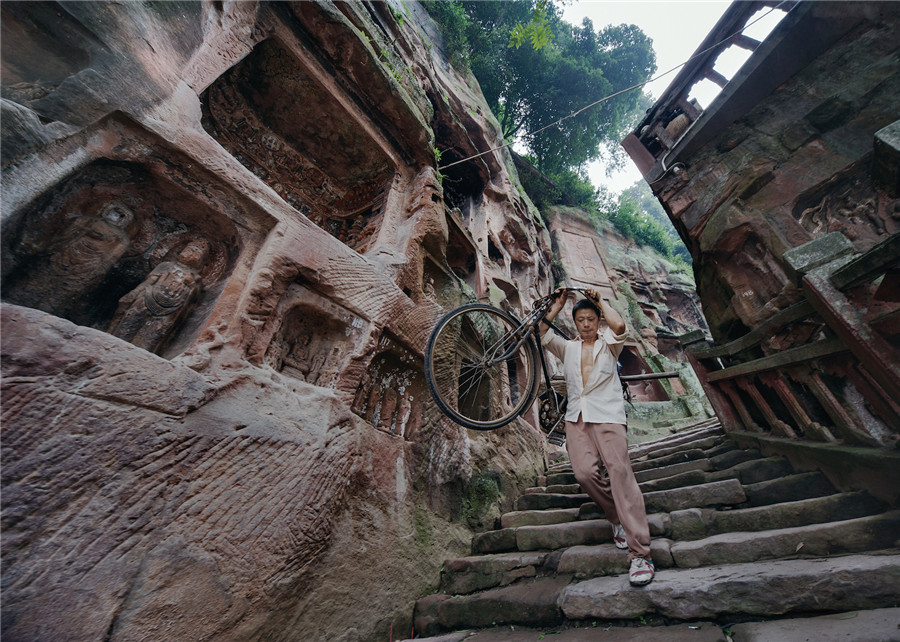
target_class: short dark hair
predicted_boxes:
[572,298,602,320]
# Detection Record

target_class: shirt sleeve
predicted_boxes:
[541,329,568,363]
[603,326,628,360]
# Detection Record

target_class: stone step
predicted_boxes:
[640,457,794,493]
[628,426,724,460]
[634,456,713,483]
[473,513,671,555]
[559,553,900,621]
[644,478,747,513]
[708,447,763,470]
[518,476,750,515]
[728,607,900,642]
[634,434,724,462]
[414,576,572,635]
[452,509,899,594]
[742,471,836,506]
[404,620,728,641]
[501,507,579,529]
[632,448,709,472]
[515,513,672,552]
[670,491,885,540]
[670,510,900,568]
[536,455,787,498]
[417,554,900,633]
[515,492,589,512]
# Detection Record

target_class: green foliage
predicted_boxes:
[430,1,655,176]
[462,471,500,526]
[422,0,470,67]
[594,186,692,268]
[509,0,553,50]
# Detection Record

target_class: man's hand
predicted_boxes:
[540,288,569,337]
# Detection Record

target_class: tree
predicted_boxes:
[461,2,656,175]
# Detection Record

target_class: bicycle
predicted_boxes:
[424,288,597,444]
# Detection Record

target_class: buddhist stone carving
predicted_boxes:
[107,238,210,353]
[4,201,136,318]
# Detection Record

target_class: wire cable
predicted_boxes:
[437,0,793,172]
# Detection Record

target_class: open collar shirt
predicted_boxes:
[541,325,628,425]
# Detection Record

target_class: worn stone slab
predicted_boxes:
[742,471,835,507]
[634,458,713,483]
[472,529,518,555]
[708,448,762,470]
[558,538,674,578]
[440,551,551,595]
[402,621,727,642]
[501,508,579,529]
[729,607,900,642]
[546,472,577,486]
[559,554,900,621]
[643,478,747,513]
[629,425,724,459]
[639,435,723,461]
[633,449,707,473]
[671,510,900,568]
[517,514,672,552]
[516,493,590,512]
[706,456,794,485]
[639,469,710,493]
[669,491,884,541]
[432,577,571,631]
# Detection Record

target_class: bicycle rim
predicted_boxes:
[425,304,538,430]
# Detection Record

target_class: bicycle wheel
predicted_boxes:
[425,303,539,430]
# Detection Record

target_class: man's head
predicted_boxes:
[572,298,602,341]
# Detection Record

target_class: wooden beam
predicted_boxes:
[706,338,846,382]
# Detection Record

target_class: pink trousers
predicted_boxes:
[565,417,650,560]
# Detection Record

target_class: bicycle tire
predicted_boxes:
[425,303,539,430]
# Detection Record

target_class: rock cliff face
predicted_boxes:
[1,2,707,639]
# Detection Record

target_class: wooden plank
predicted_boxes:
[707,338,846,382]
[692,300,815,359]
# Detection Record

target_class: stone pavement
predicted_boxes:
[404,420,900,640]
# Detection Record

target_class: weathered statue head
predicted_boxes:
[177,238,211,270]
[97,201,135,230]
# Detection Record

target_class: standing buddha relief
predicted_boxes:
[107,238,211,354]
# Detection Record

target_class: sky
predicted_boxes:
[558,0,786,194]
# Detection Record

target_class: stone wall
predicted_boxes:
[1,3,554,639]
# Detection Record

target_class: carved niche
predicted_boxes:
[352,334,426,440]
[264,284,366,388]
[200,38,394,252]
[793,158,900,248]
[1,161,236,355]
[618,346,670,402]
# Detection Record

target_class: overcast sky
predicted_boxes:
[559,0,786,193]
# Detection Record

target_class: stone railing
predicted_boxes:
[681,231,900,449]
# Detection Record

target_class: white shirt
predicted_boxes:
[541,326,628,425]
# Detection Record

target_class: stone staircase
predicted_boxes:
[406,419,900,641]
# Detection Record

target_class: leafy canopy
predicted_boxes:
[458,1,656,176]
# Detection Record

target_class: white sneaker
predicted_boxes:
[612,523,628,549]
[629,557,655,586]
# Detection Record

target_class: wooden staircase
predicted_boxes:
[405,420,900,641]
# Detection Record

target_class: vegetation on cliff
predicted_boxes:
[425,0,689,266]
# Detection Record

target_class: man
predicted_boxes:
[539,288,655,586]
